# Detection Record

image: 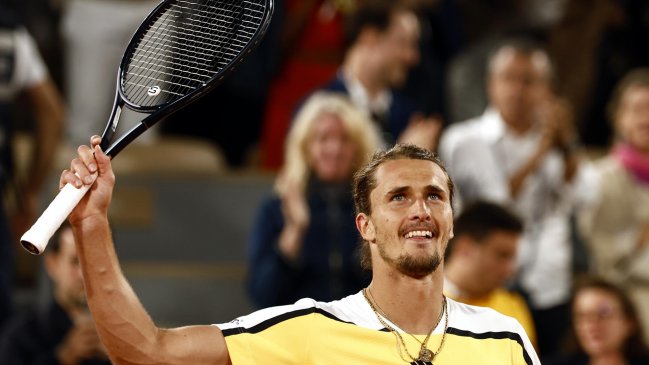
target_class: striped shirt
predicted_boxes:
[216,291,541,364]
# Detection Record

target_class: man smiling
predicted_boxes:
[59,141,540,364]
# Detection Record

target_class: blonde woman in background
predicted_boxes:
[247,91,382,308]
[578,68,649,344]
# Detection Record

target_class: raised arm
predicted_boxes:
[63,136,231,365]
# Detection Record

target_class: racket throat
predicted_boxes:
[100,104,123,152]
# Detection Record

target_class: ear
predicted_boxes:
[356,213,376,242]
[453,236,475,258]
[357,26,381,46]
[44,254,57,279]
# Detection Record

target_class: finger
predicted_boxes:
[60,168,84,189]
[70,157,95,185]
[93,144,115,182]
[77,144,98,173]
[90,135,102,147]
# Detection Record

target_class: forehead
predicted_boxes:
[386,10,419,35]
[481,230,520,250]
[490,48,547,77]
[310,112,345,133]
[575,288,619,309]
[372,159,449,194]
[622,85,649,104]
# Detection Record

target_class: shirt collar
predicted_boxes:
[478,106,508,143]
[342,70,392,116]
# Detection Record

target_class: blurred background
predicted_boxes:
[1,0,648,343]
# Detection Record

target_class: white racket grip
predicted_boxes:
[20,176,95,255]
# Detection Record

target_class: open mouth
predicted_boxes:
[404,230,433,239]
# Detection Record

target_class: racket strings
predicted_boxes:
[122,0,268,108]
[127,0,239,102]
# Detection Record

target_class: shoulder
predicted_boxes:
[439,115,488,152]
[447,298,527,337]
[216,292,374,335]
[319,74,347,93]
[591,154,639,191]
[593,154,620,172]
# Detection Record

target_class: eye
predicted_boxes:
[428,192,441,200]
[391,193,405,201]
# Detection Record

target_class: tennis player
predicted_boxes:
[62,138,540,364]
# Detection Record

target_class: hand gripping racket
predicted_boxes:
[21,0,274,254]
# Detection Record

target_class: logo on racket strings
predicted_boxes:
[147,85,161,96]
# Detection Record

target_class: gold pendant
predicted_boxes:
[418,348,433,362]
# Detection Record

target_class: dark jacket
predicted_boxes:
[0,300,111,365]
[246,180,370,308]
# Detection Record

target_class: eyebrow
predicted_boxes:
[386,186,409,196]
[386,185,447,197]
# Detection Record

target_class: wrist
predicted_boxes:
[278,226,304,261]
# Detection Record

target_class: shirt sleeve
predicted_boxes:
[13,27,47,89]
[215,301,315,365]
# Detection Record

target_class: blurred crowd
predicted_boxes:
[1,0,649,363]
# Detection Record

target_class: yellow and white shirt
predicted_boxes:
[216,291,541,364]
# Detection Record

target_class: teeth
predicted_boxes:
[405,230,432,238]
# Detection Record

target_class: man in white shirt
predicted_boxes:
[438,36,596,361]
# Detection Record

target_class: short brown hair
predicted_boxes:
[352,143,455,269]
[606,68,649,125]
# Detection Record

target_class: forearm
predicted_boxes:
[72,215,160,364]
[25,79,65,194]
[509,143,550,198]
[277,224,305,261]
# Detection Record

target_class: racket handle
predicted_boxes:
[20,177,95,255]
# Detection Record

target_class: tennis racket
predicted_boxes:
[21,0,274,254]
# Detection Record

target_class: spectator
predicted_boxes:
[444,200,537,347]
[438,36,597,360]
[247,91,381,307]
[0,5,65,329]
[259,0,348,170]
[577,68,649,340]
[548,277,649,365]
[60,0,158,147]
[314,0,442,153]
[0,223,111,364]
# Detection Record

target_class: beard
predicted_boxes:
[378,243,443,279]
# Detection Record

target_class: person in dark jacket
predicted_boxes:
[247,91,381,308]
[0,223,110,364]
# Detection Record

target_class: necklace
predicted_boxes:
[367,288,445,360]
[363,288,449,364]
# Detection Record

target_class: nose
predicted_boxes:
[409,197,431,220]
[324,136,344,154]
[405,45,420,67]
[503,259,516,280]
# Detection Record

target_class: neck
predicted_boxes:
[343,51,385,100]
[444,261,486,299]
[368,262,445,334]
[500,112,533,135]
[590,352,627,365]
[625,141,649,158]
